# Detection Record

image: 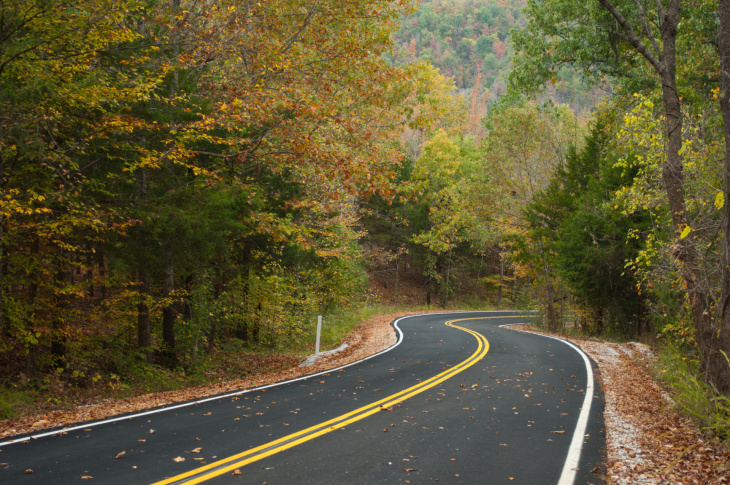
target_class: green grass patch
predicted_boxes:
[302,304,403,352]
[654,344,730,440]
[0,388,38,419]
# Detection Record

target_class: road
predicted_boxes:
[0,311,604,484]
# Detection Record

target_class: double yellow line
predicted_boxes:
[152,317,491,485]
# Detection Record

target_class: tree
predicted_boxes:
[511,0,730,392]
[410,130,476,303]
[527,119,652,335]
[482,101,579,328]
[0,0,158,364]
[715,0,730,393]
[0,0,420,375]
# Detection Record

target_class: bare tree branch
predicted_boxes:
[631,0,663,60]
[597,0,665,74]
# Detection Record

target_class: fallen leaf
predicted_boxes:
[551,430,565,434]
[173,456,185,463]
[115,451,126,459]
[137,439,146,443]
[25,469,33,474]
[591,466,600,473]
[81,476,93,480]
[232,469,242,475]
[403,468,417,472]
[188,448,202,453]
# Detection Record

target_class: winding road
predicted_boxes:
[0,311,604,484]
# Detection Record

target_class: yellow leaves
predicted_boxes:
[715,192,725,211]
[680,226,692,240]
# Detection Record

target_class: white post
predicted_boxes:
[315,315,322,355]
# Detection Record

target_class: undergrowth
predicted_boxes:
[654,344,730,441]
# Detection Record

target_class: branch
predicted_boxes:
[190,151,236,159]
[654,0,666,22]
[631,0,663,60]
[597,0,665,74]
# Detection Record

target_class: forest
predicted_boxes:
[4,0,730,437]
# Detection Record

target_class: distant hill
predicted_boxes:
[391,0,603,112]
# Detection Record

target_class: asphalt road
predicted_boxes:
[0,311,605,484]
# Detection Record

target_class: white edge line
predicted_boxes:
[501,324,595,485]
[0,310,507,448]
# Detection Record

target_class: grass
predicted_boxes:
[0,389,38,420]
[654,344,730,440]
[305,300,501,354]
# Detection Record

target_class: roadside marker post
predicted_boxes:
[315,315,322,355]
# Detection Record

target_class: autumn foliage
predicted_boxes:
[0,0,417,384]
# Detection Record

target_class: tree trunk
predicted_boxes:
[498,255,504,309]
[656,4,713,388]
[137,267,153,363]
[85,243,94,298]
[208,281,222,355]
[713,0,730,393]
[0,215,4,332]
[161,248,176,365]
[599,0,716,388]
[51,262,69,366]
[135,164,153,363]
[96,248,106,302]
[537,237,557,330]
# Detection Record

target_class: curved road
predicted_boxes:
[0,312,604,484]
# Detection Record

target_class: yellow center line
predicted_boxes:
[151,316,505,485]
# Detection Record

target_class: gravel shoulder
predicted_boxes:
[3,313,730,484]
